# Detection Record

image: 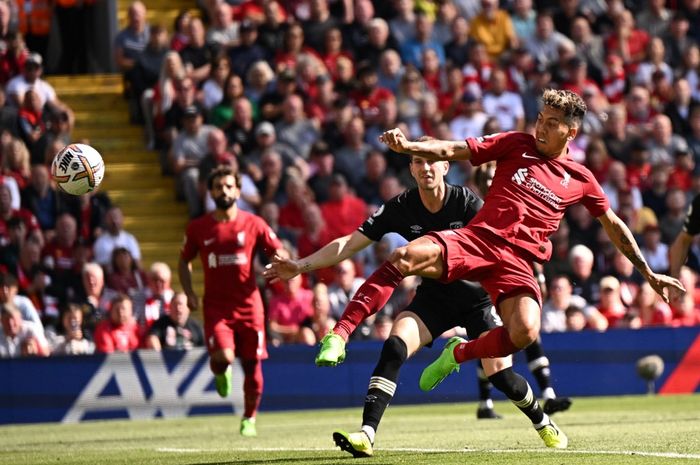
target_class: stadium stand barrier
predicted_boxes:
[1,327,698,424]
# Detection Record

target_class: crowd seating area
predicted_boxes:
[2,0,700,359]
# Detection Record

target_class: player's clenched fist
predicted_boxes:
[379,128,409,153]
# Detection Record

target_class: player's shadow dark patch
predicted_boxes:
[188,459,388,465]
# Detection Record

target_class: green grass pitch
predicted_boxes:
[1,395,698,464]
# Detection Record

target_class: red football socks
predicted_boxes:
[453,326,521,362]
[333,261,405,341]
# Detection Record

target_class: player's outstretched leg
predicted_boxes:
[419,336,464,391]
[333,430,373,457]
[315,332,346,366]
[525,339,572,415]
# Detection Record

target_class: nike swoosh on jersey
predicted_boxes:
[203,238,215,246]
[522,152,538,159]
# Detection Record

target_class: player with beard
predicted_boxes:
[179,165,286,438]
[264,149,568,455]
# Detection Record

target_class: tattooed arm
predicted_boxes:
[379,128,472,161]
[598,209,685,302]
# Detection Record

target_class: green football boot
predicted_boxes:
[315,332,346,366]
[419,336,465,391]
[214,367,232,398]
[536,418,568,449]
[240,417,257,437]
[333,430,373,458]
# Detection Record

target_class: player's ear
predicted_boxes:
[442,161,450,174]
[567,126,578,141]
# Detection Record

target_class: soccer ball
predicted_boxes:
[51,143,105,195]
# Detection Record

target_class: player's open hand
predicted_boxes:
[647,273,685,303]
[379,128,409,153]
[263,255,301,282]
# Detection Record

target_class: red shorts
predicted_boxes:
[204,314,268,360]
[425,226,542,308]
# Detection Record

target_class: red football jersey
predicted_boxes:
[467,132,610,262]
[181,211,282,323]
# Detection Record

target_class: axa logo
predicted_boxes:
[512,167,528,185]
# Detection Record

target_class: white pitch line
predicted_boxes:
[155,446,700,459]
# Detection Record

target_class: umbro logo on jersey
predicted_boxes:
[410,225,423,233]
[522,152,538,159]
[512,168,528,184]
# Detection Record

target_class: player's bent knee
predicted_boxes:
[509,325,539,349]
[481,356,512,376]
[213,349,235,365]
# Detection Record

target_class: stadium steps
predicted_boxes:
[45,73,204,294]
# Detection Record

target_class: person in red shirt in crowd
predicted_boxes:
[278,175,314,242]
[179,165,286,438]
[349,64,394,127]
[274,23,320,74]
[601,54,626,104]
[319,174,367,241]
[93,293,141,353]
[41,213,84,303]
[632,282,673,327]
[309,89,682,390]
[267,273,314,345]
[0,183,41,247]
[561,57,601,98]
[321,27,352,83]
[296,203,335,284]
[105,247,148,315]
[604,9,649,74]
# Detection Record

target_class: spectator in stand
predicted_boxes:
[525,10,573,66]
[0,88,20,139]
[0,32,28,86]
[201,55,231,112]
[482,69,525,132]
[469,0,517,61]
[608,250,643,307]
[376,49,404,96]
[224,97,256,157]
[350,64,393,128]
[94,293,141,353]
[660,188,690,245]
[400,12,445,70]
[297,203,334,284]
[274,23,320,75]
[636,0,671,39]
[170,10,191,52]
[180,17,214,88]
[255,149,288,205]
[631,282,673,327]
[0,270,42,328]
[143,51,186,152]
[250,62,285,122]
[130,24,170,121]
[279,175,314,242]
[142,262,174,328]
[146,292,203,351]
[77,262,114,331]
[640,225,669,273]
[356,18,398,71]
[569,244,601,305]
[21,165,57,236]
[356,151,389,207]
[205,2,238,55]
[2,137,30,194]
[597,275,634,328]
[113,1,149,122]
[389,0,416,45]
[32,109,70,165]
[327,258,365,321]
[92,206,141,268]
[0,217,24,273]
[689,107,700,171]
[244,121,301,175]
[50,303,95,355]
[274,94,319,161]
[320,173,367,240]
[267,273,314,345]
[647,114,689,166]
[334,116,371,189]
[307,141,334,203]
[17,89,44,154]
[228,20,268,81]
[670,267,700,326]
[300,282,335,344]
[665,78,699,138]
[59,189,112,246]
[105,247,148,314]
[601,161,643,213]
[0,302,48,358]
[170,105,216,218]
[41,212,82,303]
[542,274,607,333]
[0,183,41,247]
[209,72,246,128]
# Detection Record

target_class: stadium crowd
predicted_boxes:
[2,0,700,358]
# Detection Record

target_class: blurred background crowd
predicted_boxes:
[1,0,700,359]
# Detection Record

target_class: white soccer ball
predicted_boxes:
[51,143,105,196]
